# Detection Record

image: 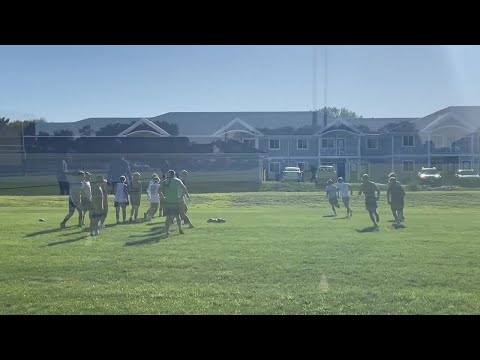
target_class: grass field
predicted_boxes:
[1,191,479,314]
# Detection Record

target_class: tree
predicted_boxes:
[0,117,10,129]
[315,107,363,119]
[54,129,74,137]
[38,131,50,136]
[79,124,95,136]
[95,122,134,136]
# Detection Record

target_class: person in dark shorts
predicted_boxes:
[387,172,404,221]
[89,175,105,236]
[56,159,69,195]
[99,176,109,228]
[60,171,85,229]
[129,172,142,222]
[325,179,340,216]
[179,170,194,228]
[162,170,192,235]
[358,174,381,230]
[387,177,406,225]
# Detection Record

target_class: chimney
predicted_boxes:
[312,111,318,128]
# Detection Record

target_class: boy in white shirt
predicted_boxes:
[336,177,353,218]
[145,176,161,221]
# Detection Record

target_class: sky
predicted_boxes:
[1,45,479,123]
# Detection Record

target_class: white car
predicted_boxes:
[281,167,303,181]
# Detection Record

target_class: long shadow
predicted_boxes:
[146,221,166,226]
[355,226,377,233]
[124,234,169,247]
[47,236,86,246]
[25,227,67,238]
[392,224,407,230]
[333,216,349,220]
[127,227,167,238]
[322,215,336,218]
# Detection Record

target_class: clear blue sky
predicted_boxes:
[1,45,479,123]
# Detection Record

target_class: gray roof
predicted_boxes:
[34,107,480,136]
[149,112,318,136]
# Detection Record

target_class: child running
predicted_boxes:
[325,179,340,216]
[129,172,142,222]
[114,175,129,224]
[337,177,353,218]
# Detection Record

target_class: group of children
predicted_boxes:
[60,169,194,236]
[324,172,406,230]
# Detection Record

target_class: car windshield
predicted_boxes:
[422,169,439,174]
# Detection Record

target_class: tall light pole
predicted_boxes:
[313,45,317,112]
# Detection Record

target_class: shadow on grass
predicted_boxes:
[26,227,69,238]
[124,233,169,246]
[322,215,336,218]
[333,216,349,220]
[145,222,167,226]
[355,226,377,233]
[47,236,86,246]
[392,223,407,230]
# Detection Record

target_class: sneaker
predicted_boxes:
[60,222,66,229]
[179,229,184,234]
[375,213,380,222]
[349,209,353,218]
[116,221,120,225]
[166,231,170,235]
[90,232,94,236]
[188,224,195,229]
[96,230,100,235]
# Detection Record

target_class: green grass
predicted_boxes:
[1,191,479,314]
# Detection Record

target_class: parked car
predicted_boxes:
[316,165,336,185]
[417,167,442,186]
[455,169,480,186]
[281,167,303,182]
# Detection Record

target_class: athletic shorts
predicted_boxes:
[114,201,128,208]
[365,198,378,211]
[164,203,181,217]
[329,198,339,207]
[341,196,350,207]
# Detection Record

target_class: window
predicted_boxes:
[402,160,414,172]
[430,135,443,148]
[269,139,280,150]
[269,162,281,173]
[367,137,378,149]
[297,139,308,150]
[402,135,414,147]
[462,160,472,169]
[297,162,308,171]
[243,139,256,148]
[321,138,334,149]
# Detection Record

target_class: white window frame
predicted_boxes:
[269,139,280,150]
[269,162,281,174]
[402,160,414,172]
[297,139,308,150]
[366,137,378,149]
[297,162,308,171]
[321,138,335,149]
[402,135,414,147]
[430,135,443,148]
[243,138,256,148]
